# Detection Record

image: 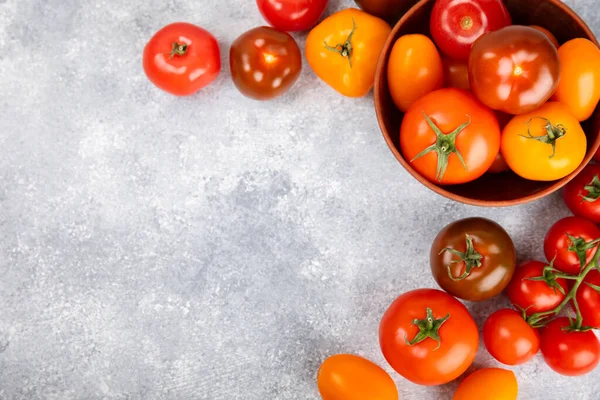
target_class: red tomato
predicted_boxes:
[576,270,600,328]
[443,58,470,90]
[563,164,600,223]
[506,260,568,315]
[256,0,328,32]
[483,309,540,365]
[543,216,600,275]
[487,153,510,174]
[430,0,511,61]
[379,288,479,386]
[143,23,221,96]
[469,25,560,115]
[530,25,560,48]
[540,317,600,376]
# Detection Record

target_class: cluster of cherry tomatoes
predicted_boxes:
[390,0,600,185]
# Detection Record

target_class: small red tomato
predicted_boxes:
[143,23,221,96]
[576,270,600,328]
[506,260,568,315]
[256,0,328,32]
[540,317,600,376]
[543,216,600,275]
[563,164,600,223]
[230,26,302,100]
[483,309,540,365]
[430,0,511,61]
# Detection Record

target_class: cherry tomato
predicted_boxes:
[543,216,600,275]
[317,354,398,400]
[483,309,540,366]
[379,288,479,386]
[306,8,391,97]
[487,153,510,174]
[388,34,444,112]
[256,0,327,32]
[552,38,600,121]
[443,57,470,91]
[576,270,600,328]
[430,0,511,61]
[501,102,587,181]
[354,0,414,22]
[469,25,560,115]
[506,260,569,315]
[530,25,559,48]
[143,23,221,96]
[400,88,501,185]
[563,164,600,223]
[540,317,600,376]
[230,26,302,101]
[430,217,516,302]
[452,368,518,400]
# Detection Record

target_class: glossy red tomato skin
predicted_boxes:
[506,261,569,315]
[230,27,302,101]
[143,23,221,96]
[563,164,600,223]
[543,216,600,275]
[483,309,540,365]
[430,0,511,61]
[576,270,600,328]
[540,317,600,376]
[256,0,328,32]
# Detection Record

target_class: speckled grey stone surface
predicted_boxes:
[1,0,599,399]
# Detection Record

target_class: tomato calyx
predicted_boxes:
[404,307,450,350]
[525,259,567,296]
[567,234,600,270]
[520,117,567,158]
[169,42,189,59]
[439,234,483,281]
[323,18,356,68]
[581,175,600,202]
[411,111,471,181]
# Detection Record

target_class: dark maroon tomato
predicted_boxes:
[430,0,512,61]
[257,0,328,32]
[354,0,415,22]
[563,164,600,223]
[230,26,302,100]
[430,217,516,301]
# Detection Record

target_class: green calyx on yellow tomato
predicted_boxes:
[520,117,567,158]
[440,234,483,281]
[323,18,356,68]
[404,307,450,350]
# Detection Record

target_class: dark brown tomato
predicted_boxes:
[354,0,415,22]
[430,217,517,301]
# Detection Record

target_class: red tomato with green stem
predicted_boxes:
[543,216,600,275]
[483,309,540,366]
[576,270,600,328]
[563,164,600,223]
[430,0,511,61]
[143,23,221,96]
[257,0,328,32]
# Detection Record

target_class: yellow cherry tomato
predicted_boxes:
[552,38,600,121]
[387,34,444,112]
[453,368,518,400]
[501,102,586,181]
[306,8,391,97]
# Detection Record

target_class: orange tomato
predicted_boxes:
[443,57,470,91]
[552,38,600,121]
[530,25,559,48]
[306,8,391,97]
[453,368,518,400]
[387,34,444,111]
[317,354,398,400]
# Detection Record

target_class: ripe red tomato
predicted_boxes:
[469,25,560,115]
[543,216,600,275]
[256,0,327,32]
[443,57,470,90]
[430,0,511,61]
[506,260,569,315]
[230,27,302,100]
[563,164,600,223]
[379,288,479,386]
[483,309,540,365]
[540,317,600,376]
[576,270,600,328]
[143,23,221,96]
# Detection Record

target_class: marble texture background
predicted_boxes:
[1,0,599,399]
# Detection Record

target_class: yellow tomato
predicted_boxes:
[306,8,391,97]
[501,102,586,181]
[387,34,444,112]
[453,368,518,400]
[552,38,600,121]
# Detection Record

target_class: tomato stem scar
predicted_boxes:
[169,42,189,59]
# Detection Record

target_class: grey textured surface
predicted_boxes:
[1,0,600,399]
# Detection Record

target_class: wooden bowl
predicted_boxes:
[374,0,600,207]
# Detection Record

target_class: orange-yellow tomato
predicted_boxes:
[388,34,444,111]
[552,38,600,121]
[530,25,559,48]
[453,368,518,400]
[501,102,586,181]
[317,354,398,400]
[306,8,391,97]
